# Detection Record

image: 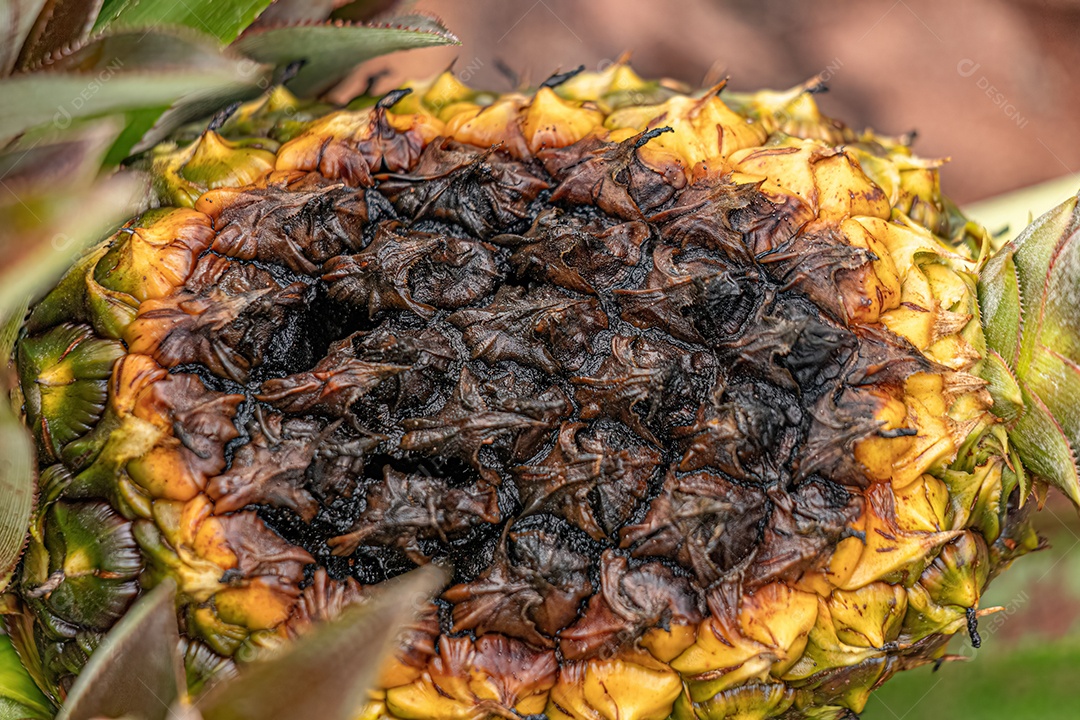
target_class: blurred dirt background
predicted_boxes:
[349,0,1080,205]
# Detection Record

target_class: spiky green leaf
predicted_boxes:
[980,350,1023,423]
[0,297,28,366]
[1012,380,1080,506]
[978,249,1022,367]
[232,18,459,97]
[0,29,268,141]
[251,0,341,25]
[94,0,274,44]
[0,173,141,313]
[1036,200,1080,370]
[0,121,143,317]
[0,403,35,594]
[15,0,104,71]
[0,0,48,75]
[57,579,184,720]
[103,105,170,166]
[1026,349,1080,448]
[0,118,117,192]
[980,193,1080,506]
[1012,195,1080,371]
[197,565,446,720]
[0,636,53,720]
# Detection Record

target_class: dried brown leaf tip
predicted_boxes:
[378,139,549,238]
[401,367,569,483]
[540,127,686,220]
[448,285,608,373]
[514,422,659,540]
[323,222,499,318]
[275,94,445,186]
[328,465,499,559]
[444,527,593,647]
[500,210,649,294]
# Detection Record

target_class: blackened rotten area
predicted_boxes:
[175,132,911,654]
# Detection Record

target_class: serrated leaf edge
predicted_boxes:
[1011,193,1080,372]
[1017,376,1080,507]
[981,348,1025,422]
[233,15,461,44]
[1027,214,1080,367]
[22,24,256,74]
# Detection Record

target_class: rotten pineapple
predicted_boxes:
[10,62,1057,720]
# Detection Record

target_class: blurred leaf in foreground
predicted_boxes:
[0,635,53,720]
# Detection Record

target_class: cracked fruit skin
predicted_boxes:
[10,64,1064,720]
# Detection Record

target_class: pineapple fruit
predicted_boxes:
[7,55,1080,720]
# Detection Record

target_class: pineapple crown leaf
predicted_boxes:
[329,0,407,23]
[0,119,143,318]
[0,635,52,719]
[93,0,276,45]
[13,0,105,72]
[0,174,143,315]
[25,23,260,74]
[0,27,271,142]
[0,119,137,314]
[231,13,460,97]
[0,0,48,75]
[249,0,341,25]
[196,565,448,720]
[0,121,139,597]
[0,119,120,196]
[243,0,416,28]
[979,349,1024,422]
[0,404,35,614]
[1,0,457,148]
[57,579,184,720]
[978,191,1080,507]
